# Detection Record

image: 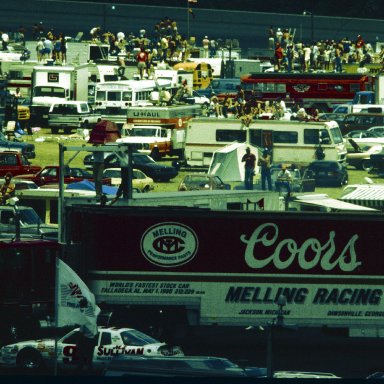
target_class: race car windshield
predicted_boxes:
[121,330,160,346]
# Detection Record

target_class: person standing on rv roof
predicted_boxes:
[136,47,148,79]
[242,146,256,190]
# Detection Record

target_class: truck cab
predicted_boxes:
[118,125,174,160]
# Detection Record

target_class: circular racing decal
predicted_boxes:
[141,222,198,267]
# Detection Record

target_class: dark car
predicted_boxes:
[84,152,178,182]
[104,355,247,378]
[304,160,349,187]
[369,149,384,174]
[338,112,384,136]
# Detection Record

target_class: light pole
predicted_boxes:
[303,10,314,43]
[266,294,287,379]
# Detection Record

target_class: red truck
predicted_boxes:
[14,165,95,187]
[0,151,41,177]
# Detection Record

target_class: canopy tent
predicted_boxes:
[208,142,261,182]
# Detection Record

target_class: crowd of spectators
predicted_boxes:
[269,26,384,73]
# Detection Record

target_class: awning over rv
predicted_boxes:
[293,194,377,212]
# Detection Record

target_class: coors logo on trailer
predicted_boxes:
[141,222,198,267]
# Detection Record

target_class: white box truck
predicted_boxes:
[30,64,89,127]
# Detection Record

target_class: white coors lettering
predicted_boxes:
[240,223,361,272]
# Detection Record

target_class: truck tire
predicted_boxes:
[82,121,89,129]
[361,160,373,172]
[64,127,72,134]
[17,348,43,371]
[51,127,59,134]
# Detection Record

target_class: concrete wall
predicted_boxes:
[1,1,383,54]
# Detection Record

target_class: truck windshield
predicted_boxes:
[34,86,66,98]
[131,128,158,137]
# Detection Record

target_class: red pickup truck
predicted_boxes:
[14,166,96,187]
[0,151,41,177]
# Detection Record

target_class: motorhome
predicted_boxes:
[185,119,347,167]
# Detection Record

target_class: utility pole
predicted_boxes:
[266,294,287,378]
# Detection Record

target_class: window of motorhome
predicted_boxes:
[273,131,298,143]
[216,129,246,142]
[304,129,322,145]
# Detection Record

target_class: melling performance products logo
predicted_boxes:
[141,222,198,267]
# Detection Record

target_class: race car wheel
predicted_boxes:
[17,348,43,371]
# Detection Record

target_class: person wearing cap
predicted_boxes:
[241,146,256,190]
[258,149,272,191]
[275,164,292,196]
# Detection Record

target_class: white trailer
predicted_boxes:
[233,59,261,77]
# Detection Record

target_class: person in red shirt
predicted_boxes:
[274,42,284,71]
[355,35,365,62]
[136,47,148,79]
[241,146,256,190]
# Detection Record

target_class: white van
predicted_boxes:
[185,118,347,167]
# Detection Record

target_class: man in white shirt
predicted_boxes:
[275,165,292,195]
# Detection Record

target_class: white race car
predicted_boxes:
[0,326,183,372]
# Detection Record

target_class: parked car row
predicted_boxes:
[83,152,178,182]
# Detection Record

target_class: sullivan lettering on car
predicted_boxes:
[97,346,145,356]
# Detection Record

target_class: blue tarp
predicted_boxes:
[66,179,118,195]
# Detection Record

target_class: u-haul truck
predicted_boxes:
[119,104,203,159]
[64,205,384,339]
